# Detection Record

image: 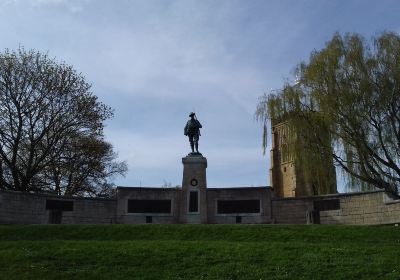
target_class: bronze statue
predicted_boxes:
[184,112,202,154]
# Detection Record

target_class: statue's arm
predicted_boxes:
[196,120,202,128]
[184,123,188,135]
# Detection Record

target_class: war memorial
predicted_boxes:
[0,113,400,225]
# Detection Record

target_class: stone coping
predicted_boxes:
[182,156,208,167]
[117,186,179,191]
[385,199,400,205]
[271,190,388,201]
[207,186,270,191]
[0,189,116,201]
[117,186,270,191]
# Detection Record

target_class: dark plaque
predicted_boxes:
[313,199,340,211]
[46,200,73,211]
[188,191,199,212]
[128,199,171,213]
[217,200,260,214]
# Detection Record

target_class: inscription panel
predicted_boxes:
[217,200,260,214]
[314,199,340,211]
[46,200,73,211]
[189,191,199,213]
[128,199,171,214]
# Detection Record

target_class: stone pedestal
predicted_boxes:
[181,154,207,224]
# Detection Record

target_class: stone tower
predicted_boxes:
[270,119,337,197]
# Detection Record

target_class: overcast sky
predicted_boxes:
[0,0,399,190]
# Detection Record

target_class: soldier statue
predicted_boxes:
[184,112,202,154]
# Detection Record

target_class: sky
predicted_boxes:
[0,0,399,190]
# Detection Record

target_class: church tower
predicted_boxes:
[270,119,337,198]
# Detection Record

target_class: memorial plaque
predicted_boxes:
[217,200,260,214]
[46,200,73,211]
[127,199,171,213]
[188,191,199,212]
[313,199,340,211]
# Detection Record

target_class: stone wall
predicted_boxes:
[116,187,272,224]
[271,190,400,225]
[0,190,116,224]
[271,196,313,224]
[2,188,399,225]
[319,191,400,225]
[116,187,181,224]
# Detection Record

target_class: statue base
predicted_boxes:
[187,152,203,157]
[180,154,207,224]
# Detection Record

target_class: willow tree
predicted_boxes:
[256,32,400,196]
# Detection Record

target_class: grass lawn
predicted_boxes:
[0,224,399,279]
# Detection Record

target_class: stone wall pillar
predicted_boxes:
[180,154,207,224]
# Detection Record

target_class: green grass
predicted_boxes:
[0,224,399,279]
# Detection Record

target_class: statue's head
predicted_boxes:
[189,112,195,118]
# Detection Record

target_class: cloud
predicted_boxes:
[1,0,89,13]
[32,0,67,5]
[1,0,399,189]
[0,0,17,6]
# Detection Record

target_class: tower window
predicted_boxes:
[281,144,289,162]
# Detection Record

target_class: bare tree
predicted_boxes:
[0,47,126,195]
[45,135,127,197]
